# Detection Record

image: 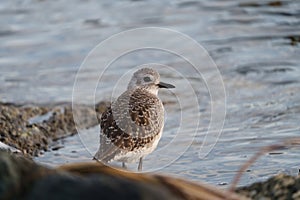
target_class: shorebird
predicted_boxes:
[94,68,175,171]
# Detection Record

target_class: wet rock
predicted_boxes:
[236,173,300,199]
[0,102,107,157]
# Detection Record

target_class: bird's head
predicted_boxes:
[127,68,175,95]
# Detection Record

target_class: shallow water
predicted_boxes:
[1,0,300,187]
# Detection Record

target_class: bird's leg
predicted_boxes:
[138,157,143,171]
[122,162,127,169]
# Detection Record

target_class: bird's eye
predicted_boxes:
[143,76,151,82]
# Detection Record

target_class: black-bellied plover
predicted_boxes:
[94,68,175,171]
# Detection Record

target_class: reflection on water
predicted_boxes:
[1,0,300,187]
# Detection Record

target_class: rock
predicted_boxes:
[0,102,106,157]
[0,151,244,200]
[0,151,53,199]
[236,173,300,199]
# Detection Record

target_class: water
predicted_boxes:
[1,0,300,187]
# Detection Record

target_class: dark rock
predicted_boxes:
[236,173,300,199]
[51,145,64,151]
[0,151,246,200]
[0,151,178,200]
[0,151,53,200]
[25,173,173,200]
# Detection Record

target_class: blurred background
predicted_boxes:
[0,0,300,187]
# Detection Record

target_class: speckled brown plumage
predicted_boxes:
[94,68,174,170]
[96,88,164,162]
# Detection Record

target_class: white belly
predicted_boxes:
[114,129,163,163]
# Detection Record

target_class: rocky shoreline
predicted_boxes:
[0,101,107,157]
[0,102,299,199]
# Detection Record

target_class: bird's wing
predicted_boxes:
[94,89,164,162]
[94,106,130,162]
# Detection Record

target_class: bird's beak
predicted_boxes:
[157,81,175,89]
